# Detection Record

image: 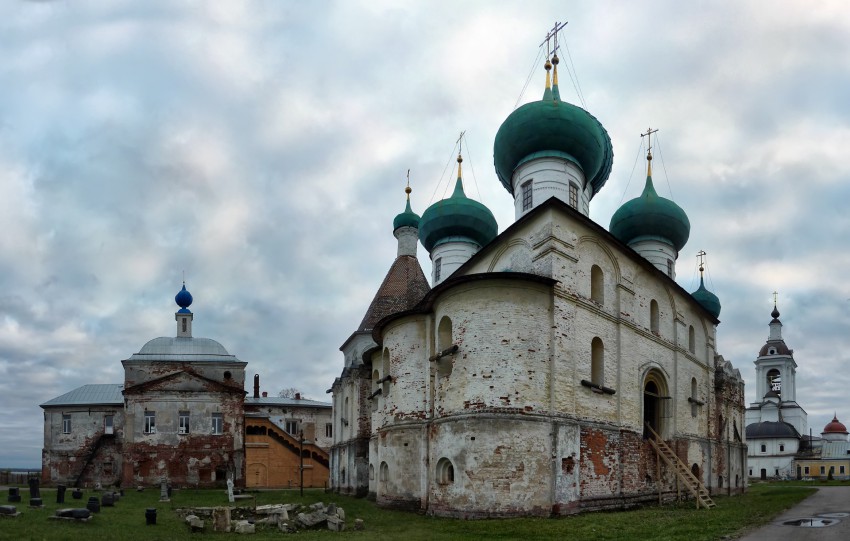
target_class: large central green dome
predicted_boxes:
[493,62,613,198]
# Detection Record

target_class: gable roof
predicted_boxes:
[40,384,124,408]
[123,369,246,395]
[356,254,430,332]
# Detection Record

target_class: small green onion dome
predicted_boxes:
[393,196,420,231]
[691,276,721,318]
[493,61,613,198]
[609,174,690,252]
[419,177,498,254]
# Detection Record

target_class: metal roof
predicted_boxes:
[244,396,331,408]
[745,421,800,439]
[822,441,850,459]
[126,336,243,363]
[40,384,124,408]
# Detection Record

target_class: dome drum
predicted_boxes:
[511,153,590,219]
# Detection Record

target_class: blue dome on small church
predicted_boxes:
[393,187,421,231]
[691,277,721,318]
[175,283,193,314]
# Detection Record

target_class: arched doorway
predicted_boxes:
[643,370,668,439]
[691,464,700,480]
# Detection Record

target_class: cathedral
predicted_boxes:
[329,41,747,517]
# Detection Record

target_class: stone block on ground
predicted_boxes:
[296,509,328,529]
[309,502,325,511]
[234,520,255,534]
[354,518,365,530]
[211,506,232,532]
[327,514,345,532]
[0,505,20,518]
[185,514,204,532]
[55,508,92,520]
[337,507,345,521]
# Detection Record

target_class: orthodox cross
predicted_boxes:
[641,126,659,154]
[773,291,778,305]
[696,250,706,273]
[541,21,568,57]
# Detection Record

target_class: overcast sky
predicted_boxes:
[1,1,849,468]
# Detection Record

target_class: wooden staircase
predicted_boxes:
[645,424,716,509]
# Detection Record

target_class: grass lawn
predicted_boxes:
[0,483,814,541]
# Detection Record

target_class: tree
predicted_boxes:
[278,387,306,400]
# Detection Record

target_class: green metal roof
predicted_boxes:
[691,276,721,318]
[41,383,124,407]
[493,83,613,198]
[609,175,690,252]
[393,198,420,231]
[419,178,498,253]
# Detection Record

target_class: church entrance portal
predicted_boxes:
[643,371,668,439]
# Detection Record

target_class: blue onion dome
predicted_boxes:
[419,155,498,253]
[393,186,420,231]
[691,276,721,318]
[175,283,193,314]
[493,55,613,199]
[609,156,690,251]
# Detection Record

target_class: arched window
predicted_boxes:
[369,464,375,480]
[650,300,659,334]
[591,337,604,385]
[379,461,389,483]
[688,325,695,354]
[343,397,349,434]
[643,369,669,439]
[436,457,455,485]
[437,316,453,378]
[590,265,604,305]
[767,368,781,396]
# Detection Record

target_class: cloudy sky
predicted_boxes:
[2,1,849,468]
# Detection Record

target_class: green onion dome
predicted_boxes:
[609,172,690,252]
[393,187,420,231]
[493,57,613,198]
[419,158,498,254]
[691,276,721,318]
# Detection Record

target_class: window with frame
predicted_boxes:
[434,257,442,282]
[569,183,578,209]
[62,414,71,434]
[211,413,223,435]
[521,180,533,211]
[804,466,810,474]
[325,423,333,438]
[179,411,190,434]
[841,466,846,474]
[779,443,784,452]
[821,466,826,475]
[144,411,156,434]
[666,259,673,277]
[285,420,299,436]
[760,444,766,453]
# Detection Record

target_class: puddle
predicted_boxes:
[782,517,835,527]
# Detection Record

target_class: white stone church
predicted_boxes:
[329,41,747,517]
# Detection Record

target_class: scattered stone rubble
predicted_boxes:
[176,501,358,533]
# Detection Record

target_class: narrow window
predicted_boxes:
[369,464,374,480]
[325,423,333,438]
[104,414,114,435]
[821,466,826,475]
[767,369,781,396]
[62,414,71,434]
[841,466,846,474]
[569,183,578,208]
[437,316,453,378]
[590,265,604,304]
[178,411,190,434]
[379,461,389,483]
[285,420,299,435]
[521,180,533,211]
[688,325,695,354]
[144,411,156,434]
[434,257,442,282]
[182,318,187,332]
[760,444,766,453]
[805,466,809,475]
[666,259,673,277]
[591,337,604,385]
[382,348,392,396]
[690,377,698,417]
[650,300,659,334]
[211,413,223,435]
[779,444,784,452]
